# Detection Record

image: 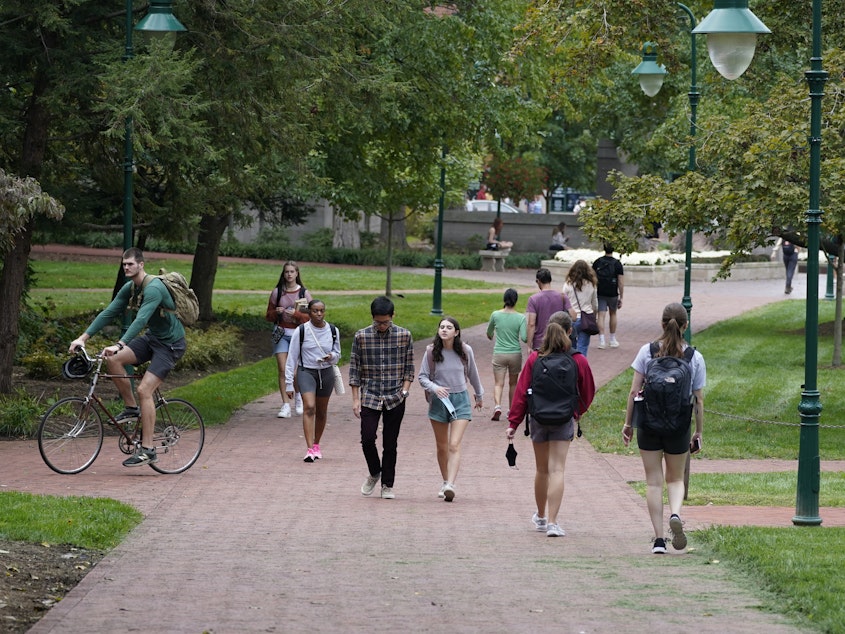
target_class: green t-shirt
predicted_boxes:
[486,310,527,354]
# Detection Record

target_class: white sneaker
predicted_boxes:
[361,473,380,496]
[546,523,566,537]
[438,481,448,498]
[532,512,548,532]
[597,337,606,349]
[381,485,395,499]
[294,393,304,415]
[277,403,291,418]
[609,338,620,348]
[442,483,455,502]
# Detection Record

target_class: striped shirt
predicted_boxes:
[349,324,415,411]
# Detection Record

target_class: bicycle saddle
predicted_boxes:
[62,354,92,380]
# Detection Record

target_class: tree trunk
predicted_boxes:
[332,212,360,248]
[0,222,34,393]
[379,208,407,248]
[0,59,52,394]
[191,212,231,321]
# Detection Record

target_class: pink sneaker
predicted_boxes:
[303,447,315,463]
[312,443,322,460]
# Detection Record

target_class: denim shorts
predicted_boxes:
[428,390,472,423]
[273,332,292,355]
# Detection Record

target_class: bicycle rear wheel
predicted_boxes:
[38,397,104,474]
[150,398,205,474]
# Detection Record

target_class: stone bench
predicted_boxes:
[479,249,510,272]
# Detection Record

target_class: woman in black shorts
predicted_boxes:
[621,303,706,554]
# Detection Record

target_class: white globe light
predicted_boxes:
[706,32,758,80]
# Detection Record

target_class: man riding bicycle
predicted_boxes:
[69,247,187,467]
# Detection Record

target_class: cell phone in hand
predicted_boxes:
[690,437,701,454]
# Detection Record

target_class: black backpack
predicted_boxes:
[528,351,579,426]
[641,343,695,435]
[593,257,617,297]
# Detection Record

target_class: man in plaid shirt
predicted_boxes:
[350,296,415,500]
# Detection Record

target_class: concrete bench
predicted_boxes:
[479,249,510,272]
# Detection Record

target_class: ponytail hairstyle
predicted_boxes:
[655,302,688,358]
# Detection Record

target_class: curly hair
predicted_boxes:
[565,259,597,291]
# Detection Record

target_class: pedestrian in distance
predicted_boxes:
[418,317,484,502]
[507,313,595,537]
[526,267,576,350]
[621,302,706,554]
[285,299,341,463]
[486,288,527,421]
[781,239,800,294]
[592,245,624,349]
[562,260,598,356]
[266,261,311,419]
[350,296,415,500]
[68,248,187,467]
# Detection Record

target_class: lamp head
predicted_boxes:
[135,0,186,49]
[691,0,770,80]
[631,42,668,97]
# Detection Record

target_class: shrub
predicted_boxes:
[0,389,45,438]
[177,324,243,370]
[20,349,63,379]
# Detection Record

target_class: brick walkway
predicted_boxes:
[5,249,843,632]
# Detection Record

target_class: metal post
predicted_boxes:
[431,148,446,315]
[794,0,825,526]
[679,3,698,344]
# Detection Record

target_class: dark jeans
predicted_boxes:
[360,401,405,487]
[784,253,798,288]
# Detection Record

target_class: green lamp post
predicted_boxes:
[632,2,768,343]
[697,0,822,525]
[431,148,447,315]
[121,0,186,258]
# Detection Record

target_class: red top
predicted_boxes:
[507,350,595,430]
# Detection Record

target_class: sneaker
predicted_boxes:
[491,407,502,421]
[546,523,565,537]
[438,481,448,498]
[277,403,291,419]
[381,485,395,499]
[669,514,687,550]
[597,337,606,349]
[361,473,380,496]
[122,446,157,467]
[532,512,548,532]
[652,537,667,554]
[311,443,322,460]
[609,338,620,348]
[303,447,315,463]
[294,393,304,415]
[115,406,140,422]
[442,483,455,502]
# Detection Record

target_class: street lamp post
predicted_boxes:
[792,0,826,526]
[121,0,186,263]
[431,147,447,315]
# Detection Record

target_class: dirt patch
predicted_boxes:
[1,329,271,633]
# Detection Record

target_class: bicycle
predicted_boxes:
[37,347,205,475]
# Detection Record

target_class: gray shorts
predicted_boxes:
[296,366,334,397]
[127,334,186,380]
[428,390,472,423]
[597,296,619,312]
[528,417,576,443]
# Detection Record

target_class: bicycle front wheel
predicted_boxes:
[38,397,104,474]
[150,398,205,474]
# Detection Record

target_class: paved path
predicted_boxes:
[4,248,844,632]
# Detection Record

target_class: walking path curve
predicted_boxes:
[4,245,843,632]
